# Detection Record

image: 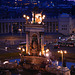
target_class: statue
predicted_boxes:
[33,41,37,49]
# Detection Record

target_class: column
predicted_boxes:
[52,22,53,32]
[30,33,32,55]
[22,22,23,33]
[30,34,32,44]
[26,32,29,54]
[46,22,47,32]
[1,23,3,33]
[11,23,13,33]
[49,22,50,32]
[55,22,56,32]
[4,23,6,33]
[37,34,40,55]
[38,36,40,44]
[8,23,9,33]
[41,32,44,56]
[19,22,20,29]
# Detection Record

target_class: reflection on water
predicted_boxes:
[9,59,75,75]
[9,59,55,75]
[9,59,75,69]
[58,62,75,69]
[9,59,20,64]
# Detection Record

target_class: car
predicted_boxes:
[68,43,74,47]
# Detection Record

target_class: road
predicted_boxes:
[45,44,75,54]
[0,45,20,54]
[0,43,75,54]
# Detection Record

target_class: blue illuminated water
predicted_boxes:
[58,62,75,69]
[9,59,20,64]
[9,59,75,69]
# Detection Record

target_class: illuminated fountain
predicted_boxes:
[23,11,46,56]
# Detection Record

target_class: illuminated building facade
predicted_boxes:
[0,13,74,35]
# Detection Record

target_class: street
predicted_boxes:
[45,44,75,54]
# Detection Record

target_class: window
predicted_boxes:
[56,22,58,26]
[65,28,67,30]
[50,22,52,26]
[53,22,55,26]
[62,25,67,27]
[56,26,58,28]
[56,30,58,32]
[62,28,67,30]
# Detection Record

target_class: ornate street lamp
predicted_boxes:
[58,50,67,67]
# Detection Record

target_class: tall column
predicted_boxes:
[11,22,13,34]
[19,22,20,29]
[41,32,44,56]
[22,22,23,33]
[4,23,6,33]
[55,22,56,32]
[30,34,32,44]
[37,34,40,55]
[26,32,29,54]
[49,22,50,32]
[8,23,9,33]
[1,23,3,33]
[38,36,40,44]
[52,22,53,32]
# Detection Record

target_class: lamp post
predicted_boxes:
[23,14,30,24]
[58,50,67,74]
[58,50,67,67]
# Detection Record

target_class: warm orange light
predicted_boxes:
[46,49,49,53]
[18,47,21,50]
[64,51,67,54]
[32,13,45,24]
[60,50,63,54]
[46,53,49,57]
[58,50,67,54]
[27,16,29,19]
[58,51,60,53]
[42,15,45,19]
[23,14,26,18]
[22,48,25,52]
[18,29,22,32]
